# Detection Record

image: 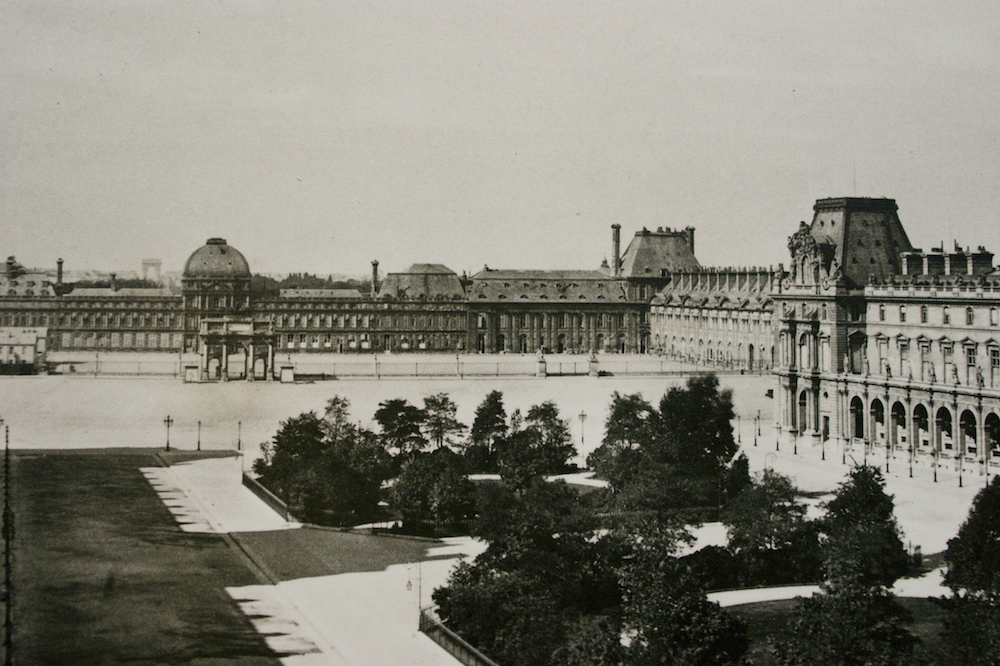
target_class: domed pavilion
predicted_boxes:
[182,239,275,381]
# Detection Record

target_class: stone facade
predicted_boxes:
[773,198,1000,471]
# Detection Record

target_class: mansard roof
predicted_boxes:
[618,228,700,277]
[469,268,627,302]
[378,264,465,300]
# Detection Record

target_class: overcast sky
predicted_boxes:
[3,1,999,278]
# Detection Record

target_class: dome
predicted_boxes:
[183,238,251,278]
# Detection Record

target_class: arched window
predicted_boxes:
[920,305,928,323]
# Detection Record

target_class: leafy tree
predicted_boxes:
[252,397,390,526]
[550,614,624,666]
[391,448,475,528]
[620,521,748,666]
[525,401,577,474]
[422,393,465,449]
[497,402,578,491]
[466,390,508,471]
[772,588,922,666]
[944,475,1000,596]
[932,595,1000,666]
[723,469,821,586]
[586,391,653,491]
[821,464,910,591]
[656,373,738,477]
[373,398,427,457]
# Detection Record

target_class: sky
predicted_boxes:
[3,1,999,278]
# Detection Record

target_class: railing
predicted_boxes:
[241,473,291,522]
[419,608,500,666]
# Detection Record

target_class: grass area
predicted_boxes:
[728,595,950,665]
[11,449,281,664]
[233,527,444,582]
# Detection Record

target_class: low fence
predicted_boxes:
[419,608,500,666]
[241,473,291,522]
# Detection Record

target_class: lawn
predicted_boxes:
[11,449,281,664]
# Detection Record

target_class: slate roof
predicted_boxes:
[618,229,700,277]
[468,268,628,303]
[378,264,466,300]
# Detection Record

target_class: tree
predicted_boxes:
[772,588,922,666]
[944,475,1000,596]
[722,469,821,586]
[422,393,465,449]
[525,402,577,474]
[821,465,910,591]
[467,390,508,471]
[391,448,475,529]
[656,373,738,477]
[586,392,653,491]
[252,398,391,526]
[373,398,427,457]
[620,522,748,666]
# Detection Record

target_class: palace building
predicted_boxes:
[773,197,1000,468]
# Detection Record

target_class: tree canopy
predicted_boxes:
[944,475,1000,597]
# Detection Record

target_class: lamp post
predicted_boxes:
[237,421,242,451]
[737,414,741,445]
[579,411,587,450]
[163,415,173,451]
[197,421,202,451]
[754,412,759,447]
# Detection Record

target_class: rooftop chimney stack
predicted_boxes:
[110,273,117,292]
[57,258,63,285]
[612,224,621,277]
[371,260,379,297]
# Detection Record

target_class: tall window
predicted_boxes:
[921,305,928,323]
[899,305,907,323]
[879,304,885,321]
[943,306,950,325]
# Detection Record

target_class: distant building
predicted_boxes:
[0,327,47,373]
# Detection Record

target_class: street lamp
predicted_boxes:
[237,421,242,451]
[737,414,741,445]
[163,415,174,451]
[579,411,587,450]
[197,421,202,451]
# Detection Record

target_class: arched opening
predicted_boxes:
[596,333,604,352]
[617,334,627,353]
[891,401,907,453]
[871,399,885,446]
[936,407,953,455]
[518,334,528,353]
[960,410,978,457]
[850,396,865,440]
[748,344,755,370]
[477,334,486,353]
[914,405,930,451]
[557,333,566,354]
[986,413,1000,464]
[798,391,809,433]
[497,333,506,352]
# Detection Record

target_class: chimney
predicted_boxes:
[685,226,695,255]
[57,258,63,285]
[371,260,379,297]
[110,273,117,292]
[612,224,621,277]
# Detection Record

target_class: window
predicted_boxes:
[920,305,928,323]
[992,308,999,326]
[899,305,907,323]
[943,306,950,325]
[879,304,885,321]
